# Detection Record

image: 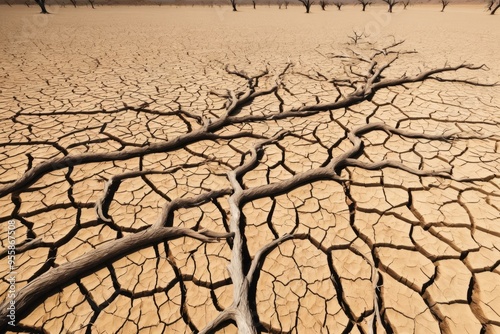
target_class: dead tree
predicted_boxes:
[440,0,449,11]
[34,0,49,13]
[334,1,343,9]
[491,0,500,14]
[382,0,398,12]
[252,0,256,8]
[0,39,497,334]
[319,0,327,10]
[358,0,371,11]
[298,0,314,12]
[347,30,365,44]
[88,0,94,8]
[70,0,76,7]
[402,0,410,9]
[230,0,237,11]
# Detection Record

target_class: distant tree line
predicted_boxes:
[4,0,500,15]
[231,0,499,14]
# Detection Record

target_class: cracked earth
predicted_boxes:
[0,5,499,334]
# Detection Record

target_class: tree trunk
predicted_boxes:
[88,0,95,8]
[232,0,237,11]
[362,3,367,10]
[234,282,259,334]
[0,224,233,331]
[35,0,49,13]
[388,3,393,12]
[491,2,500,14]
[253,1,255,8]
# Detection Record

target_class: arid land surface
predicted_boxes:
[0,5,499,333]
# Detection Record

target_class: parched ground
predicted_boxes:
[0,5,499,334]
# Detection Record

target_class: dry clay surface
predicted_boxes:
[0,5,499,334]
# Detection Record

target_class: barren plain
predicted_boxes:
[0,4,499,333]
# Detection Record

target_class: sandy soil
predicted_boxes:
[0,5,499,333]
